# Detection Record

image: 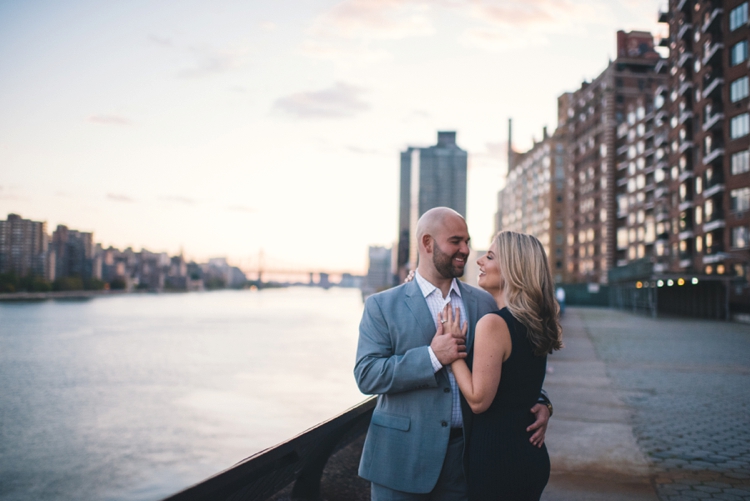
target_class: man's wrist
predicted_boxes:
[427,346,443,373]
[539,401,553,417]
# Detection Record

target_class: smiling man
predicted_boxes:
[354,207,552,500]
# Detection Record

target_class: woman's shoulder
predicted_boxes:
[477,309,510,331]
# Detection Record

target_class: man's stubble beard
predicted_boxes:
[433,242,466,279]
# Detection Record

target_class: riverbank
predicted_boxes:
[0,289,132,301]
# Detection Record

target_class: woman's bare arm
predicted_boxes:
[449,312,512,414]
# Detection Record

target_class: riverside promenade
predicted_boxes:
[265,307,750,501]
[543,308,750,501]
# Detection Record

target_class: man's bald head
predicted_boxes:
[416,207,465,245]
[415,207,470,281]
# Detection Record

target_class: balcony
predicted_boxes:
[645,183,656,192]
[701,8,723,34]
[654,133,668,147]
[679,170,695,182]
[703,252,726,264]
[702,112,724,132]
[655,211,670,222]
[655,187,668,199]
[702,77,723,100]
[679,258,693,269]
[616,144,630,156]
[679,230,695,240]
[703,183,725,198]
[655,109,668,124]
[704,218,726,232]
[679,141,694,153]
[655,58,668,73]
[617,161,629,171]
[677,22,692,41]
[678,51,694,68]
[679,110,694,124]
[703,147,724,165]
[677,0,689,13]
[679,201,694,211]
[617,177,629,187]
[678,81,694,96]
[702,43,724,66]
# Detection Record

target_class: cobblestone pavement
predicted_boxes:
[573,308,750,501]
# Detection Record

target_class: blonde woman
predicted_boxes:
[439,231,563,500]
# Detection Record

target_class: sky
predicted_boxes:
[0,0,665,275]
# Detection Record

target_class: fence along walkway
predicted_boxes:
[161,397,375,501]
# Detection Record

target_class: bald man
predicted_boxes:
[354,207,551,500]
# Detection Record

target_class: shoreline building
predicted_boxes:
[397,131,468,281]
[0,214,52,280]
[654,0,750,314]
[559,30,665,285]
[496,125,569,284]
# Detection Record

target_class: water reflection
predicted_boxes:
[0,288,365,501]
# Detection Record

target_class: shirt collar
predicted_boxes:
[414,271,462,299]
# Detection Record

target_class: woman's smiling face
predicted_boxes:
[477,242,504,293]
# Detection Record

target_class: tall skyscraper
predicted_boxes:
[0,214,50,279]
[51,225,94,281]
[397,131,468,280]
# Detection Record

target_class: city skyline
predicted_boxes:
[0,0,663,273]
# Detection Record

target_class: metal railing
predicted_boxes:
[161,397,376,501]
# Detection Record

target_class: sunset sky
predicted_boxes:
[0,0,665,274]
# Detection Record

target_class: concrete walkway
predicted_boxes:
[541,308,659,500]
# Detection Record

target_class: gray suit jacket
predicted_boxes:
[354,279,498,494]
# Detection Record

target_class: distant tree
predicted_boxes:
[204,277,226,290]
[53,276,84,291]
[84,278,106,291]
[109,277,127,290]
[0,273,18,293]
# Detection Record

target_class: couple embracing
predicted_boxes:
[354,207,563,501]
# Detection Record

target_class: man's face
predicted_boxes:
[431,216,470,279]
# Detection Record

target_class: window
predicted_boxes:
[732,150,750,175]
[731,76,750,102]
[731,187,750,211]
[731,113,750,139]
[730,3,749,31]
[733,226,750,248]
[731,40,748,66]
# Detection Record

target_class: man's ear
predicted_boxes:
[422,234,433,254]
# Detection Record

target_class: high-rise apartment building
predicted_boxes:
[657,0,750,312]
[559,31,666,284]
[496,127,568,283]
[397,131,468,280]
[51,225,94,280]
[0,214,50,279]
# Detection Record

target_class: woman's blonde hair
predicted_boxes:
[494,231,563,356]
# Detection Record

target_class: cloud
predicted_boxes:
[273,82,370,119]
[308,0,436,40]
[107,193,134,202]
[160,195,197,205]
[299,40,392,64]
[346,145,380,154]
[260,21,277,31]
[148,34,174,47]
[459,0,608,51]
[178,47,249,78]
[87,114,132,126]
[227,204,255,213]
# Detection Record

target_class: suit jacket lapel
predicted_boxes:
[459,282,479,353]
[404,279,436,345]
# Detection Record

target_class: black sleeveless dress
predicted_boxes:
[461,308,550,501]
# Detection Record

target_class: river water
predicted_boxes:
[0,288,367,501]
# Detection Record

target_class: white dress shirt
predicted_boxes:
[415,271,466,428]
